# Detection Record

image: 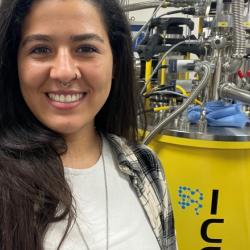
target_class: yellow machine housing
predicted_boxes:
[149,133,250,250]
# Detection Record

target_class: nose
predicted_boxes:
[50,48,79,82]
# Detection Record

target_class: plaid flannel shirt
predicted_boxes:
[105,133,177,250]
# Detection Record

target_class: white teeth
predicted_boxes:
[66,95,72,102]
[59,95,65,102]
[48,93,83,103]
[72,94,77,102]
[55,94,60,102]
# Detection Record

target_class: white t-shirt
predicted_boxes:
[44,137,160,250]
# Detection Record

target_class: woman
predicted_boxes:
[0,0,177,249]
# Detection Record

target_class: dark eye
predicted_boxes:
[31,47,51,54]
[77,46,98,54]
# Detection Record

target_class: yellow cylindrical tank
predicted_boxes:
[149,134,250,250]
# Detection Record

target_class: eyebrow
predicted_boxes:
[70,34,104,43]
[21,33,105,47]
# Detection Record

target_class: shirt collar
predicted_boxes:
[104,133,141,174]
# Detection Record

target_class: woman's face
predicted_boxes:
[18,0,113,137]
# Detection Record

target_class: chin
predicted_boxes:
[48,121,94,137]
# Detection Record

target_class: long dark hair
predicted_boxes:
[0,0,142,249]
[92,0,143,141]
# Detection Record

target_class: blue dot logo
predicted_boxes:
[178,186,204,215]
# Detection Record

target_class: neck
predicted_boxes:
[61,127,102,169]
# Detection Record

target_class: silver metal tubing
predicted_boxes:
[143,61,212,145]
[219,83,250,104]
[232,0,246,58]
[123,1,167,12]
[215,0,223,23]
[222,0,246,73]
[167,0,198,7]
[209,50,222,100]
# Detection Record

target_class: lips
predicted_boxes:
[46,91,87,110]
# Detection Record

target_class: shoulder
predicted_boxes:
[105,133,160,163]
[104,133,166,183]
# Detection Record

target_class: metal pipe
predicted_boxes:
[219,83,250,104]
[123,1,168,12]
[215,0,223,23]
[232,0,246,58]
[143,61,212,145]
[222,0,246,73]
[209,50,222,100]
[167,0,199,7]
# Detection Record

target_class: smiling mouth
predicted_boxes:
[47,93,86,103]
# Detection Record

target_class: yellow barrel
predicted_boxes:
[149,134,250,250]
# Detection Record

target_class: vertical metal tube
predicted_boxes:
[232,0,246,58]
[209,50,222,100]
